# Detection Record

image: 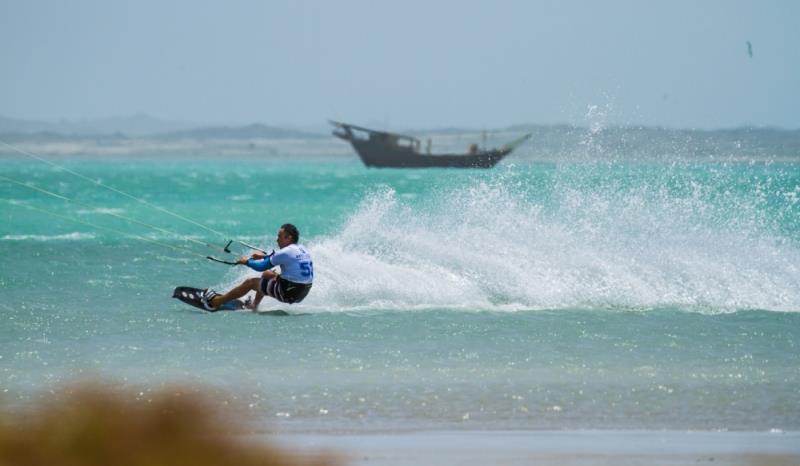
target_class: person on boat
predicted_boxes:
[201,224,313,310]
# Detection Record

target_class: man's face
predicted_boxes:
[276,228,292,248]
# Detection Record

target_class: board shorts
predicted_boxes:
[260,276,312,304]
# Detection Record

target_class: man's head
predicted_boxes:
[276,223,299,248]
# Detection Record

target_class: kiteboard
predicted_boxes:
[172,286,251,312]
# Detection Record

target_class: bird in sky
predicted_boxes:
[746,41,753,58]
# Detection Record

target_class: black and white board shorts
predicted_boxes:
[260,276,312,304]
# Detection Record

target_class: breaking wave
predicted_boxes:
[293,166,800,314]
[1,232,96,241]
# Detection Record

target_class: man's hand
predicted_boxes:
[250,252,267,260]
[237,256,250,265]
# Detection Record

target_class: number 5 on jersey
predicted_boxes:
[300,261,314,278]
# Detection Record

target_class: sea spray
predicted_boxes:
[221,160,800,314]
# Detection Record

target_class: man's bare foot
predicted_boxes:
[243,297,257,311]
[201,289,220,311]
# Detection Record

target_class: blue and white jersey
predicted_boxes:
[246,243,314,284]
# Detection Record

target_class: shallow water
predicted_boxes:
[1,135,799,432]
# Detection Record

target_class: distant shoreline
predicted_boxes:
[1,124,798,162]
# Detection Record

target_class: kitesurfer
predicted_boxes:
[201,224,313,310]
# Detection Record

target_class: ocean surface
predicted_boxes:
[1,130,799,433]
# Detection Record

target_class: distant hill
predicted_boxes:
[1,115,797,161]
[155,123,321,141]
[0,114,195,136]
[0,115,325,141]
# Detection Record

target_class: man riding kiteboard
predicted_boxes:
[201,223,313,310]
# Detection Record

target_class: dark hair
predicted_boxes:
[280,223,299,243]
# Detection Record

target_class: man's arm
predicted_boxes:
[238,254,273,271]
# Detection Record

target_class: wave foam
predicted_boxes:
[234,169,800,314]
[1,232,96,241]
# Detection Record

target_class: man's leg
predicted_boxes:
[248,270,283,310]
[247,289,265,310]
[209,277,260,308]
[247,270,279,310]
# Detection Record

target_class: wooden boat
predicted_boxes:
[330,121,530,168]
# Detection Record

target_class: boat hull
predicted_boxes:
[330,120,529,169]
[350,140,510,168]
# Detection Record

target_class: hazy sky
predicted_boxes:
[1,0,798,129]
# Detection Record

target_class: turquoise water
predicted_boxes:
[1,143,799,432]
